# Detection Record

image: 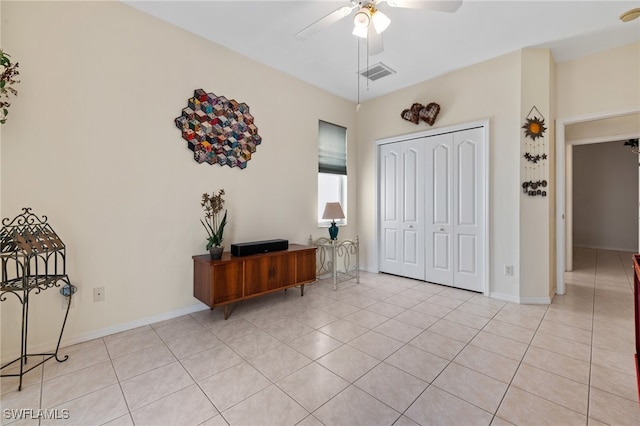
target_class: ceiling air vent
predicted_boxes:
[359,62,396,81]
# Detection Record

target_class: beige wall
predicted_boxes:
[573,142,638,252]
[556,43,640,119]
[556,42,640,276]
[0,1,358,360]
[358,43,639,302]
[2,2,639,359]
[356,51,522,301]
[566,114,640,143]
[519,49,555,301]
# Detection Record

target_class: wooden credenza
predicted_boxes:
[193,244,316,319]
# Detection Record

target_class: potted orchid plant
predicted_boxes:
[201,189,228,260]
[0,49,20,125]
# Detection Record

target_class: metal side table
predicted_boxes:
[310,236,359,290]
[0,208,76,391]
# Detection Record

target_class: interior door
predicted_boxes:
[452,128,484,292]
[426,128,484,292]
[380,143,402,276]
[379,140,425,280]
[426,134,454,286]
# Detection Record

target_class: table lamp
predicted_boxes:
[322,202,345,240]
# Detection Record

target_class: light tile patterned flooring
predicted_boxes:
[1,248,639,425]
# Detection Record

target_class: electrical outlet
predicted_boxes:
[504,265,514,276]
[93,287,105,302]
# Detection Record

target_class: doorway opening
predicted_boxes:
[572,141,638,253]
[556,106,640,294]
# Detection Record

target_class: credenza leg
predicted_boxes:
[224,304,230,320]
[301,284,304,297]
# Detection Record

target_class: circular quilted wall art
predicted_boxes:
[174,89,261,169]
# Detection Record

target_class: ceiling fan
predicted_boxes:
[294,0,463,54]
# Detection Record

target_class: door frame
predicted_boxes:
[555,106,640,295]
[375,119,491,296]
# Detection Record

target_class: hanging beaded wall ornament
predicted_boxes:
[521,106,548,197]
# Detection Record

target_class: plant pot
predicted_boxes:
[209,246,224,260]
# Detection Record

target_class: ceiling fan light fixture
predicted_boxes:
[353,8,371,28]
[372,10,390,33]
[352,25,368,38]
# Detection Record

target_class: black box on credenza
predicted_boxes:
[230,239,289,257]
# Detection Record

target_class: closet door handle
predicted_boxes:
[439,228,445,232]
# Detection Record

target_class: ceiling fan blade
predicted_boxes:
[385,0,462,13]
[368,25,384,55]
[294,4,357,41]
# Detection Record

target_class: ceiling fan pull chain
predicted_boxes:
[357,35,361,107]
[366,34,370,92]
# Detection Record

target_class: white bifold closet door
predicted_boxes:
[379,126,485,293]
[379,139,426,280]
[426,128,484,292]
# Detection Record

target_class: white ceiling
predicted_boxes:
[124,0,640,103]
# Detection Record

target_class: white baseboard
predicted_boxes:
[489,292,551,305]
[574,244,637,252]
[1,302,209,364]
[519,296,552,304]
[489,292,520,304]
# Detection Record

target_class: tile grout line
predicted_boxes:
[489,300,550,424]
[269,281,449,424]
[108,333,144,426]
[396,302,501,424]
[17,258,637,425]
[585,248,600,423]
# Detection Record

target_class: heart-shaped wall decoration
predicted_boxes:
[400,107,419,124]
[419,102,440,126]
[400,102,440,126]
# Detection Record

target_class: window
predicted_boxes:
[318,120,347,226]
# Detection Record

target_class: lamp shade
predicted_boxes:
[322,202,345,220]
[372,10,390,33]
[353,8,371,28]
[352,25,368,38]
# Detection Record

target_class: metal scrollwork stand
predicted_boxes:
[310,235,359,290]
[0,208,76,391]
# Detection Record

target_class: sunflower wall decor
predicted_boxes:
[174,89,261,169]
[521,106,548,197]
[522,116,546,140]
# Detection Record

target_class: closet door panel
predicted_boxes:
[384,229,398,262]
[457,234,477,274]
[384,153,399,222]
[401,143,425,279]
[404,230,419,265]
[433,143,451,226]
[457,140,477,226]
[379,140,425,280]
[379,145,402,275]
[426,136,453,286]
[453,128,484,292]
[433,233,450,270]
[403,147,419,223]
[379,125,485,293]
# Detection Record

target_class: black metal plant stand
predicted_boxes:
[0,208,76,391]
